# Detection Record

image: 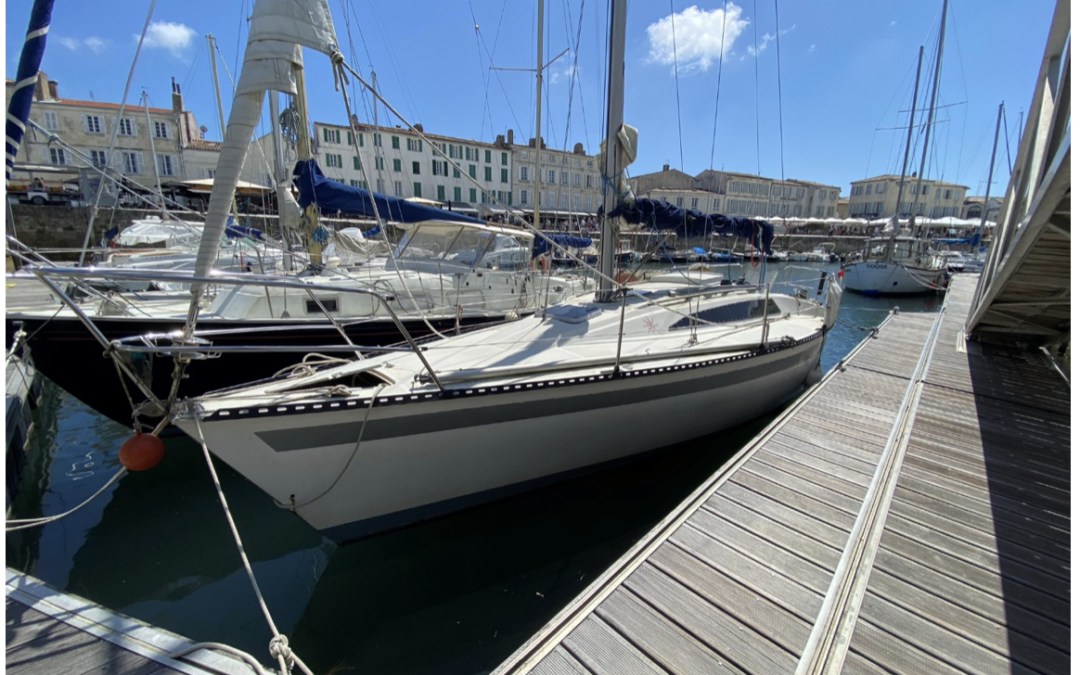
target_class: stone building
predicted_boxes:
[961,196,1003,223]
[504,130,603,223]
[6,73,200,191]
[310,120,511,215]
[848,174,967,219]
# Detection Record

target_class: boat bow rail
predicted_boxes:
[27,265,449,409]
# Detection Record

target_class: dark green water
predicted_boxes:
[7,264,942,675]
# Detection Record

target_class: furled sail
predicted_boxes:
[294,159,484,225]
[531,234,594,258]
[610,198,775,253]
[6,0,54,180]
[190,0,338,297]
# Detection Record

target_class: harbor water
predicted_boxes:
[6,263,943,675]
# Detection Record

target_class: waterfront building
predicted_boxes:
[310,120,509,217]
[6,73,199,189]
[696,169,841,219]
[505,130,603,225]
[629,164,697,193]
[848,174,967,219]
[636,187,722,214]
[961,195,1003,223]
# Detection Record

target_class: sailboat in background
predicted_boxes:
[164,0,842,542]
[841,0,951,296]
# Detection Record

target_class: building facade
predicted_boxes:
[506,131,603,221]
[6,73,201,190]
[636,187,721,213]
[692,169,841,218]
[629,164,697,194]
[961,196,1002,223]
[311,120,511,211]
[848,174,967,219]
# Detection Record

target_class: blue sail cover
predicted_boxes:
[532,233,594,258]
[6,0,54,180]
[610,198,774,254]
[294,159,484,225]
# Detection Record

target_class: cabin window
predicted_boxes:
[306,298,339,314]
[669,299,782,330]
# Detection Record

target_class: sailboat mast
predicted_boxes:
[907,0,948,228]
[596,0,627,303]
[142,91,167,219]
[293,61,323,266]
[976,102,1004,248]
[533,0,544,230]
[885,46,923,263]
[268,90,285,240]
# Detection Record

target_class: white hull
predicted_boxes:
[177,333,823,540]
[841,261,943,295]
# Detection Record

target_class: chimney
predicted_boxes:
[507,128,514,145]
[662,163,669,172]
[171,77,184,112]
[495,134,504,147]
[573,142,584,155]
[34,72,50,101]
[414,122,424,133]
[350,113,359,126]
[47,80,58,99]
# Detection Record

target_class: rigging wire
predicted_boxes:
[948,0,970,185]
[709,4,730,170]
[1002,108,1015,176]
[667,0,686,173]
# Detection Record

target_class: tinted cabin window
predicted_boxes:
[306,298,339,313]
[669,299,780,330]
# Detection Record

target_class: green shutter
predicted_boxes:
[393,158,401,172]
[469,165,476,179]
[392,136,400,149]
[437,185,445,200]
[485,166,492,181]
[501,168,508,184]
[413,182,422,197]
[453,167,460,178]
[485,149,491,163]
[501,152,507,166]
[454,186,461,202]
[469,188,476,202]
[358,133,364,147]
[353,156,360,170]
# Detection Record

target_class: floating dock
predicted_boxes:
[6,570,257,675]
[494,273,1070,675]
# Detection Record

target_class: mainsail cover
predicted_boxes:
[294,159,484,225]
[531,234,594,258]
[610,198,775,253]
[6,0,54,180]
[190,0,338,298]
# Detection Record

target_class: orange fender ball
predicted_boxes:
[119,431,165,471]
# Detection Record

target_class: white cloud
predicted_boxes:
[140,21,196,58]
[807,44,816,55]
[746,23,795,57]
[84,37,109,54]
[889,20,898,26]
[54,35,109,54]
[645,3,749,75]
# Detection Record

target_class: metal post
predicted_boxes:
[760,283,771,349]
[596,0,628,303]
[907,0,948,231]
[888,46,924,262]
[142,91,167,219]
[976,103,1005,250]
[207,34,238,218]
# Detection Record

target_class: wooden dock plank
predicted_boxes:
[497,275,1069,675]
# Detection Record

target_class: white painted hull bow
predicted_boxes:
[841,261,944,295]
[177,333,824,541]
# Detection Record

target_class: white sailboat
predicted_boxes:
[841,0,951,296]
[167,0,843,542]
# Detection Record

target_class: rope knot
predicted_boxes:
[269,634,295,670]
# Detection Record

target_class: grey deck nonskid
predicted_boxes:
[495,274,1070,675]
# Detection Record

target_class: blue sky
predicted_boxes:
[6,0,1056,197]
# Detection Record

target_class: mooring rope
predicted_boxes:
[192,415,315,675]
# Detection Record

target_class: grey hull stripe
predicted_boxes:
[256,341,818,452]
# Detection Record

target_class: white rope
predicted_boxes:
[6,467,127,531]
[168,642,274,675]
[192,415,315,675]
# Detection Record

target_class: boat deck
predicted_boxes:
[6,570,255,675]
[494,273,1070,675]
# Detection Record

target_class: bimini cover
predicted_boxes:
[294,159,484,225]
[610,198,775,253]
[531,233,594,258]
